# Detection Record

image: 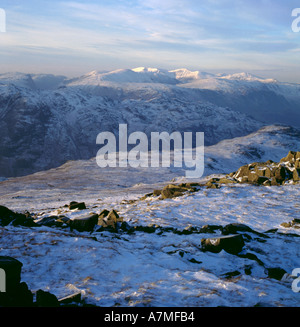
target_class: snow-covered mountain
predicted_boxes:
[0,68,300,177]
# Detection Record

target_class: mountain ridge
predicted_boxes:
[0,67,300,178]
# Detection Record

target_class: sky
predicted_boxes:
[0,0,300,82]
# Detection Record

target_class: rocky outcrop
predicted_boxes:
[202,151,300,190]
[231,151,300,186]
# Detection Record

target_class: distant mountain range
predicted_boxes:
[0,67,300,177]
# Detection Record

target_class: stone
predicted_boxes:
[153,189,162,196]
[270,177,279,186]
[218,178,236,184]
[70,214,99,232]
[98,209,123,229]
[0,256,23,293]
[134,225,157,233]
[0,282,34,307]
[58,291,82,305]
[248,172,260,183]
[69,202,86,210]
[36,216,61,227]
[293,169,300,182]
[274,166,287,183]
[11,214,36,227]
[206,181,219,189]
[201,234,245,255]
[265,267,287,281]
[264,167,273,179]
[200,225,222,234]
[280,222,292,228]
[263,180,271,186]
[222,223,254,235]
[36,289,59,307]
[280,151,297,163]
[234,165,250,180]
[0,206,28,227]
[99,209,110,218]
[160,184,189,199]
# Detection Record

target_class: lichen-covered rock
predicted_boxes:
[231,152,300,186]
[97,209,123,229]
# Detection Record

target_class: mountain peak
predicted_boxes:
[219,72,277,83]
[132,67,161,73]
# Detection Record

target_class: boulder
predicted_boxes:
[265,267,287,281]
[293,169,300,182]
[222,223,254,235]
[200,224,222,234]
[218,178,236,184]
[270,177,279,186]
[98,209,123,229]
[153,189,162,196]
[0,256,34,307]
[0,206,30,227]
[160,184,189,199]
[201,234,245,255]
[280,151,300,163]
[70,214,99,232]
[36,289,59,307]
[36,216,63,228]
[234,165,250,180]
[11,213,36,227]
[205,180,220,189]
[0,256,23,293]
[68,202,86,210]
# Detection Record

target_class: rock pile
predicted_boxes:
[232,151,300,186]
[0,206,35,227]
[204,151,300,188]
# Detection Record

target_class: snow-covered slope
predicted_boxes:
[1,124,299,212]
[0,132,300,307]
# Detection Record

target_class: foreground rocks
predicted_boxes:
[0,256,90,307]
[0,206,35,227]
[138,151,300,201]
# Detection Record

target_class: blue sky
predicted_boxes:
[0,0,300,82]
